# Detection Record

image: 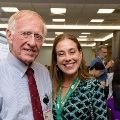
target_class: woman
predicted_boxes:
[89,62,105,78]
[106,60,120,120]
[50,33,107,120]
[89,62,106,88]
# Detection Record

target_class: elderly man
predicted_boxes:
[0,10,52,120]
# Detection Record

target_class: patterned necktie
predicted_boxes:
[26,68,44,120]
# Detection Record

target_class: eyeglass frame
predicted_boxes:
[18,31,45,43]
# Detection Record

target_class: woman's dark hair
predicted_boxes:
[112,60,120,110]
[90,62,105,70]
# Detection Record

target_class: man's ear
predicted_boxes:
[6,29,13,44]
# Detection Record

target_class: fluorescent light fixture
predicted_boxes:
[0,24,8,28]
[81,43,96,47]
[90,19,104,22]
[97,9,115,13]
[50,8,66,14]
[105,43,108,46]
[43,43,53,46]
[81,32,90,34]
[52,19,65,22]
[94,33,113,41]
[0,31,6,35]
[55,32,63,35]
[94,39,104,41]
[78,38,87,41]
[1,7,19,12]
[79,36,87,38]
[42,43,96,47]
[102,33,113,41]
[47,25,120,30]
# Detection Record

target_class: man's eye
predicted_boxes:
[21,32,28,36]
[22,32,30,36]
[35,34,42,39]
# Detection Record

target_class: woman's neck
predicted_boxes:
[62,74,78,87]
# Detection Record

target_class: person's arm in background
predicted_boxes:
[105,60,114,69]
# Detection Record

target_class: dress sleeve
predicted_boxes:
[90,79,107,120]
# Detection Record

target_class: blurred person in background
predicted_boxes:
[90,45,114,88]
[89,62,105,87]
[106,60,120,120]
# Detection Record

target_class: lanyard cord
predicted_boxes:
[56,77,79,120]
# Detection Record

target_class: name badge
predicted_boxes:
[44,110,53,120]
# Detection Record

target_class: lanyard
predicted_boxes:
[56,77,79,120]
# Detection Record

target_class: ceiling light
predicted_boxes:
[1,7,19,12]
[94,33,113,41]
[55,32,63,35]
[52,19,65,22]
[42,43,96,47]
[0,24,8,28]
[79,36,87,38]
[105,43,108,46]
[97,9,115,13]
[90,19,104,22]
[102,33,113,41]
[81,32,90,34]
[78,38,87,41]
[81,43,96,47]
[50,8,66,14]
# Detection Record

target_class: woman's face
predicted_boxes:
[56,39,82,76]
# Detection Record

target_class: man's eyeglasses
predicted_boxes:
[18,31,44,42]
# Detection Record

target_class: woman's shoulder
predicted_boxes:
[80,78,100,88]
[85,78,98,84]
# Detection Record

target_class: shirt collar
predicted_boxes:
[7,52,34,78]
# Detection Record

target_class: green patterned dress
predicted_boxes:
[53,78,107,120]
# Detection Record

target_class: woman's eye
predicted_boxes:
[70,51,75,54]
[58,53,64,56]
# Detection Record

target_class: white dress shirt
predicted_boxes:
[0,52,52,120]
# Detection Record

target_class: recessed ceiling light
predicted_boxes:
[0,24,8,28]
[81,32,90,34]
[78,38,87,41]
[97,9,115,13]
[1,7,19,12]
[50,8,66,14]
[79,36,87,38]
[55,32,63,35]
[52,19,65,22]
[90,19,104,22]
[105,43,108,45]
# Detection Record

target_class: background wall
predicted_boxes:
[35,46,92,66]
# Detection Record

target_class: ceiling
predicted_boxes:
[0,0,120,46]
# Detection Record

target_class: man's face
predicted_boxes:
[98,48,107,60]
[6,15,44,65]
